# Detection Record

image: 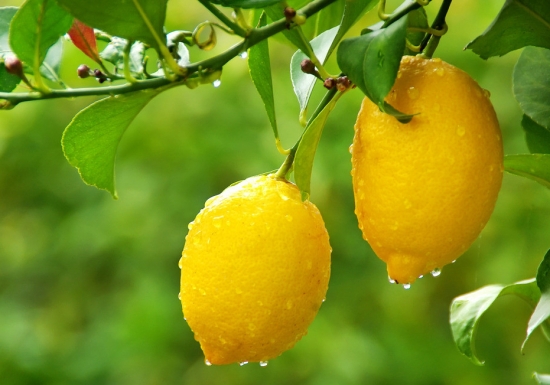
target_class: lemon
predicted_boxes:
[351,55,503,285]
[179,175,331,365]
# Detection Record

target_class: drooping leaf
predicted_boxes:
[450,279,540,365]
[466,0,550,59]
[210,0,280,8]
[513,46,550,130]
[62,90,159,198]
[9,0,72,69]
[337,15,413,122]
[57,0,168,50]
[248,13,278,139]
[294,91,341,198]
[290,27,338,118]
[67,19,100,63]
[0,7,20,91]
[524,249,550,349]
[534,373,550,385]
[504,154,550,189]
[522,115,550,154]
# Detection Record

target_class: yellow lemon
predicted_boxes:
[180,175,331,365]
[351,56,503,285]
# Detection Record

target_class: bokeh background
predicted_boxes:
[1,0,549,384]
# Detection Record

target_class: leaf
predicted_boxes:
[62,90,159,198]
[522,115,550,154]
[0,63,20,92]
[294,92,341,198]
[248,13,278,139]
[9,0,72,69]
[450,279,539,366]
[210,0,280,8]
[100,37,146,77]
[67,19,100,63]
[534,373,550,385]
[57,0,168,50]
[0,7,20,91]
[513,46,550,130]
[524,249,550,349]
[466,0,550,59]
[39,38,63,83]
[405,7,428,55]
[290,27,338,117]
[337,15,413,122]
[504,154,550,189]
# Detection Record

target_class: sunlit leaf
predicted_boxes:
[62,90,159,198]
[9,0,72,69]
[466,0,550,59]
[524,249,550,349]
[450,279,539,366]
[337,15,413,122]
[67,19,100,63]
[294,91,340,198]
[210,0,280,8]
[522,115,550,154]
[57,0,167,50]
[248,13,278,139]
[513,46,550,130]
[290,27,338,118]
[504,154,550,189]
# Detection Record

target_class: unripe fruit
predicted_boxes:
[351,56,503,285]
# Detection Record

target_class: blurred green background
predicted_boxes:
[1,0,549,384]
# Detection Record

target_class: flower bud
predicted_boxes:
[323,78,335,90]
[77,64,91,78]
[300,59,316,75]
[4,56,23,78]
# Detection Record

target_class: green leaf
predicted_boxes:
[450,279,539,366]
[294,92,341,198]
[405,7,428,55]
[57,0,167,50]
[534,373,550,385]
[504,154,550,189]
[62,90,159,198]
[466,0,550,59]
[523,249,550,349]
[337,15,413,122]
[522,115,550,154]
[248,13,278,139]
[290,26,338,118]
[0,63,20,92]
[513,46,550,130]
[210,0,280,9]
[0,7,20,92]
[101,38,146,78]
[9,0,72,69]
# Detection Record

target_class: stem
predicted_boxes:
[0,0,336,106]
[419,0,452,52]
[199,0,248,37]
[123,41,138,84]
[294,27,332,79]
[382,0,427,28]
[274,87,338,179]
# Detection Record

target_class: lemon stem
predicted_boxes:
[419,0,452,53]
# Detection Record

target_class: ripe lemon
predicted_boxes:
[179,175,331,365]
[351,55,503,285]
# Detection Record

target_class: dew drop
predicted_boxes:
[178,257,183,269]
[187,221,194,230]
[435,67,445,76]
[489,164,495,172]
[322,297,326,302]
[178,292,181,300]
[456,126,465,137]
[418,275,423,279]
[205,197,216,207]
[205,359,212,366]
[286,300,293,309]
[239,361,249,366]
[212,79,221,88]
[192,236,200,246]
[358,179,365,186]
[199,288,206,295]
[452,260,456,264]
[285,215,293,222]
[212,216,223,229]
[431,268,441,277]
[483,89,491,98]
[403,283,411,290]
[407,86,419,99]
[259,361,268,367]
[388,276,396,284]
[239,51,248,59]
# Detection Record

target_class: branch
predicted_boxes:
[0,0,337,107]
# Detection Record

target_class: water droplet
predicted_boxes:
[205,197,216,207]
[456,126,465,137]
[178,257,183,269]
[205,359,212,366]
[259,361,268,367]
[388,276,396,284]
[452,260,456,264]
[431,268,441,277]
[239,361,249,366]
[407,86,419,99]
[212,216,223,229]
[248,323,256,331]
[397,72,402,79]
[483,89,491,98]
[403,283,411,290]
[489,164,495,172]
[192,236,200,246]
[358,179,365,186]
[285,215,293,222]
[178,292,181,300]
[322,297,326,302]
[435,67,445,76]
[418,275,423,279]
[239,51,248,59]
[188,221,194,230]
[212,79,221,88]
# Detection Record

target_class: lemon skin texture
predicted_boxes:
[180,175,331,365]
[351,56,503,285]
